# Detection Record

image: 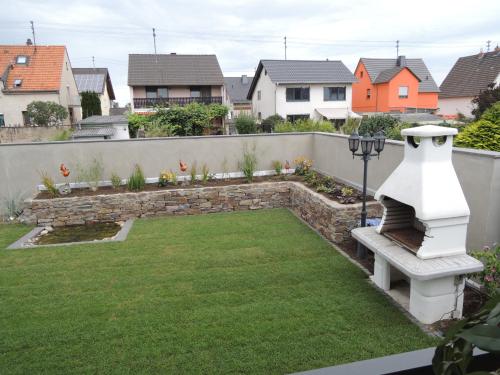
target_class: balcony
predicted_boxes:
[133,96,223,108]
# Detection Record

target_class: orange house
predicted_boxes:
[352,56,439,114]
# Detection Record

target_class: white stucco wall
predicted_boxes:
[59,51,82,124]
[111,123,130,140]
[251,69,276,120]
[438,97,474,118]
[0,91,60,126]
[275,83,353,120]
[99,81,111,116]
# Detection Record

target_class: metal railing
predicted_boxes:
[133,96,223,108]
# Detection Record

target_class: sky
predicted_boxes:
[1,0,499,106]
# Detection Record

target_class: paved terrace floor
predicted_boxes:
[0,209,435,374]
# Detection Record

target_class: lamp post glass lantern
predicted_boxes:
[348,131,385,258]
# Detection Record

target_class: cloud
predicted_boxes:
[1,0,499,105]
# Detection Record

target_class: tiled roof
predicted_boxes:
[224,76,253,104]
[79,115,127,125]
[0,45,66,92]
[128,54,224,86]
[247,59,356,99]
[73,67,116,100]
[360,57,439,92]
[73,127,116,138]
[439,50,500,98]
[372,66,421,84]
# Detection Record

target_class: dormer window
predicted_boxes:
[13,79,22,88]
[16,56,28,64]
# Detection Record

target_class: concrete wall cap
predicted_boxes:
[402,125,457,137]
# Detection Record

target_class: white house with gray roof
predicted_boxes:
[247,60,358,123]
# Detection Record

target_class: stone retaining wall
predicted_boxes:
[21,181,383,245]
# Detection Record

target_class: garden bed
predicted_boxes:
[22,180,382,246]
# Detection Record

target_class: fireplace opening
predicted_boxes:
[378,197,426,254]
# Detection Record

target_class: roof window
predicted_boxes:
[16,56,28,64]
[13,79,22,88]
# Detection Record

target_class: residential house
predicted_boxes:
[128,53,225,112]
[224,75,253,119]
[247,60,357,123]
[0,43,81,127]
[73,115,129,140]
[73,68,116,116]
[438,48,500,118]
[352,56,439,114]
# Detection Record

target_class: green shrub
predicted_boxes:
[201,163,210,184]
[235,114,257,134]
[50,128,73,141]
[454,120,500,152]
[76,157,104,191]
[471,245,500,297]
[110,173,122,189]
[39,171,58,197]
[275,119,335,133]
[190,162,197,184]
[340,118,360,135]
[272,160,282,176]
[481,101,500,124]
[385,122,413,141]
[239,147,258,182]
[26,101,68,126]
[358,114,399,136]
[128,113,151,138]
[127,165,146,191]
[261,114,284,132]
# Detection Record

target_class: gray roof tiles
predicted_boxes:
[439,50,500,98]
[73,127,116,138]
[224,76,253,104]
[360,58,439,92]
[128,54,224,86]
[79,115,127,125]
[247,59,356,99]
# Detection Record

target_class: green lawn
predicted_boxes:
[0,209,435,374]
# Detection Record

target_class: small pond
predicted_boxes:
[35,223,122,245]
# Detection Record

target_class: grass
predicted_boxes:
[0,209,436,374]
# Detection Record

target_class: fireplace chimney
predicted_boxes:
[241,74,248,84]
[396,55,407,67]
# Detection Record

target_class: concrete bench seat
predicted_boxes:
[351,227,483,324]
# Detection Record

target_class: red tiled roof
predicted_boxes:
[0,45,66,92]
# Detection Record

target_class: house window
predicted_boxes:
[366,89,371,99]
[190,86,211,98]
[158,88,169,98]
[22,111,31,126]
[258,112,262,120]
[324,87,346,101]
[16,56,27,64]
[286,87,310,102]
[257,90,261,100]
[13,79,22,88]
[146,87,158,99]
[286,114,310,122]
[0,114,5,127]
[360,71,364,78]
[399,86,409,99]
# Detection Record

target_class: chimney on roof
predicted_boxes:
[495,44,500,52]
[478,48,485,58]
[396,55,407,67]
[26,38,33,46]
[241,75,248,84]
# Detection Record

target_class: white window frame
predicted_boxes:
[398,86,409,99]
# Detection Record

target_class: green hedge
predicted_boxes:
[454,120,500,152]
[274,119,335,133]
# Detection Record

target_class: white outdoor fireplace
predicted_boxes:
[352,125,483,324]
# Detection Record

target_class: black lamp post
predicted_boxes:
[348,130,386,258]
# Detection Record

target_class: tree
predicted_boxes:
[81,91,102,119]
[261,114,284,133]
[471,83,500,120]
[235,113,257,134]
[26,101,68,126]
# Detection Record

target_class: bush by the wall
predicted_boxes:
[235,113,257,134]
[454,120,500,152]
[261,114,284,133]
[357,114,399,136]
[274,119,335,133]
[26,101,68,126]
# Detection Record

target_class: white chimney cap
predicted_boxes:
[402,125,457,137]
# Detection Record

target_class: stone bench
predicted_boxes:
[352,227,483,324]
